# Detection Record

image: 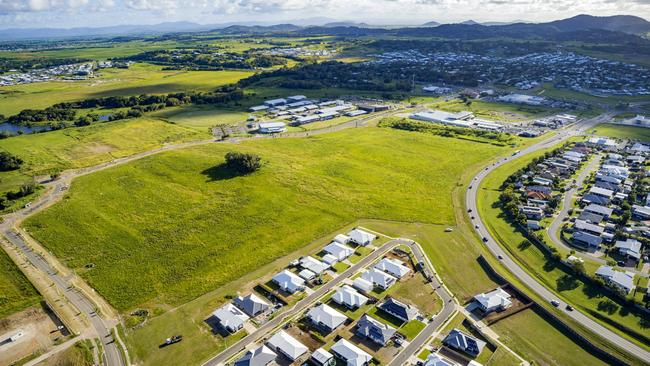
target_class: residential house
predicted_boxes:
[595,266,636,295]
[574,220,605,236]
[584,204,613,219]
[374,258,411,279]
[578,211,604,224]
[324,242,355,261]
[348,229,377,246]
[307,304,348,333]
[330,339,373,366]
[526,185,552,196]
[633,205,650,220]
[332,285,368,309]
[334,234,351,244]
[361,268,396,290]
[211,303,249,333]
[443,328,486,358]
[234,293,270,317]
[322,254,340,266]
[311,348,335,366]
[473,288,512,313]
[300,256,329,274]
[614,239,642,261]
[298,269,316,281]
[355,314,397,346]
[423,354,455,366]
[572,231,602,250]
[272,270,306,294]
[352,277,374,294]
[378,297,419,322]
[266,330,308,362]
[520,206,544,220]
[234,345,277,366]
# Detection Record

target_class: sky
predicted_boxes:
[0,0,648,28]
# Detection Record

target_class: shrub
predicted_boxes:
[224,152,262,174]
[0,151,23,171]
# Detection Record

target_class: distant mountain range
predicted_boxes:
[0,14,648,42]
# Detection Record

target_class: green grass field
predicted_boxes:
[152,106,249,131]
[428,99,559,123]
[491,309,608,366]
[477,146,650,349]
[0,63,253,115]
[0,117,207,195]
[23,127,505,311]
[589,123,650,142]
[0,247,41,319]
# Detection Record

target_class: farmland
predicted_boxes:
[0,63,253,115]
[0,117,206,195]
[23,127,505,311]
[588,123,650,142]
[0,246,40,319]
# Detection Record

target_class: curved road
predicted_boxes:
[466,114,650,362]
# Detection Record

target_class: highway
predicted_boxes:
[1,229,125,366]
[465,113,650,362]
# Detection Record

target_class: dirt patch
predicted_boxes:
[0,306,70,365]
[84,142,116,154]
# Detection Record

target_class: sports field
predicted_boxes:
[0,63,253,115]
[589,123,650,142]
[0,247,40,319]
[0,117,206,195]
[23,127,505,311]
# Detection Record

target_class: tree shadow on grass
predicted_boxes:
[556,274,580,292]
[201,163,243,182]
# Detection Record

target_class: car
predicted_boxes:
[471,216,475,220]
[497,255,503,260]
[475,225,479,229]
[482,237,488,242]
[467,209,473,213]
[550,300,560,307]
[469,185,472,189]
[565,305,574,311]
[617,261,626,267]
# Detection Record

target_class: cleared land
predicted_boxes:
[0,63,253,115]
[152,106,249,131]
[0,117,206,195]
[23,128,505,311]
[589,123,650,142]
[0,248,41,319]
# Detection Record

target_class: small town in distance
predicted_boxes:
[0,4,649,366]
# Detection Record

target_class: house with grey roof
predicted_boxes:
[311,348,335,366]
[443,328,486,358]
[473,288,512,314]
[584,204,613,219]
[233,345,277,366]
[211,303,249,333]
[574,220,605,236]
[330,339,372,366]
[614,239,642,260]
[595,266,636,295]
[266,330,308,362]
[347,229,377,246]
[572,230,602,250]
[234,293,270,317]
[355,314,397,346]
[306,304,348,333]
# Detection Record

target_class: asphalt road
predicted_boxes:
[465,114,650,362]
[387,241,456,366]
[1,230,125,366]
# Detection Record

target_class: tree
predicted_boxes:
[224,152,262,174]
[0,151,23,171]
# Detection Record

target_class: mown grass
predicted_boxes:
[477,146,650,348]
[0,117,206,195]
[0,63,253,115]
[428,99,560,123]
[152,106,249,131]
[0,248,41,319]
[23,128,505,311]
[588,123,650,143]
[491,309,608,366]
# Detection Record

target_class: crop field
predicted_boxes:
[152,106,249,131]
[0,63,253,115]
[0,117,206,194]
[477,147,650,350]
[0,248,41,319]
[23,127,505,311]
[589,123,650,142]
[492,309,608,366]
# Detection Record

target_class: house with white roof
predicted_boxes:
[306,304,348,333]
[330,338,373,366]
[324,242,355,261]
[361,268,396,290]
[300,256,329,274]
[211,303,249,333]
[352,277,374,294]
[321,254,340,266]
[423,354,455,366]
[347,229,377,246]
[272,270,306,294]
[266,330,308,361]
[311,348,335,366]
[332,285,368,309]
[595,266,636,295]
[234,293,269,317]
[334,234,350,244]
[473,288,512,313]
[374,258,411,279]
[299,269,316,281]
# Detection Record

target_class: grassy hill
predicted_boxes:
[23,127,505,311]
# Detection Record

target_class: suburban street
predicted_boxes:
[465,113,650,362]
